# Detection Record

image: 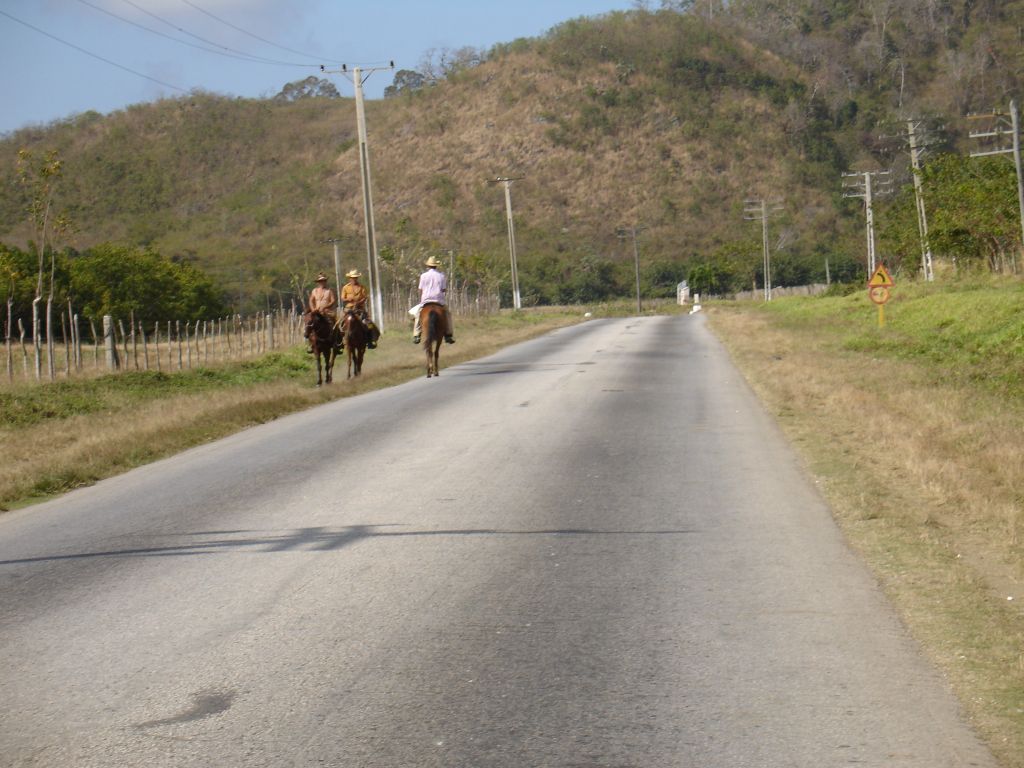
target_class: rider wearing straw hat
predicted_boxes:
[412,255,454,344]
[305,271,337,353]
[341,269,379,349]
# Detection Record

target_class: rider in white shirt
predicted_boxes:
[412,255,455,344]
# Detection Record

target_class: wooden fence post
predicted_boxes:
[5,297,12,382]
[130,311,138,370]
[60,312,70,376]
[18,318,28,379]
[103,315,119,370]
[140,321,149,371]
[117,319,129,370]
[89,319,99,370]
[153,321,160,373]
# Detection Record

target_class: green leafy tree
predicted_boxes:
[273,77,340,102]
[384,70,429,98]
[686,258,736,297]
[69,245,226,324]
[879,153,1021,274]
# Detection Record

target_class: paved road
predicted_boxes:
[0,316,998,767]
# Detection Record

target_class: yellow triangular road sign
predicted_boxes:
[868,264,894,287]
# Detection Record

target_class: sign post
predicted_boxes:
[867,264,894,328]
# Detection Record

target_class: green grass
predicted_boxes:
[750,276,1024,395]
[0,351,313,428]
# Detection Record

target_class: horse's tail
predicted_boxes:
[427,308,439,344]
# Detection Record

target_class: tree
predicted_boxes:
[417,47,486,81]
[879,153,1020,273]
[384,69,429,98]
[273,77,341,102]
[686,258,736,296]
[69,245,226,324]
[16,148,71,381]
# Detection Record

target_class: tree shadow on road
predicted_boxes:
[0,525,700,567]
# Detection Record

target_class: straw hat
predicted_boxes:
[346,269,362,279]
[315,272,328,282]
[424,255,441,268]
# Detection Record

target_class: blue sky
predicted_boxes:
[0,0,634,135]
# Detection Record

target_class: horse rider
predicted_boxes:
[340,269,380,349]
[412,255,455,344]
[305,272,337,353]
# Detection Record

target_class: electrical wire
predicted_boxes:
[116,0,322,67]
[75,0,317,68]
[0,8,187,93]
[179,0,342,64]
[73,0,280,67]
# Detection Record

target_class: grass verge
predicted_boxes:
[706,277,1024,768]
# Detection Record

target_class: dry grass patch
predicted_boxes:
[708,302,1024,767]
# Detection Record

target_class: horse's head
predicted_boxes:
[308,311,332,338]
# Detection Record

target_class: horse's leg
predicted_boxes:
[433,340,440,377]
[425,311,436,377]
[326,348,334,384]
[315,349,323,387]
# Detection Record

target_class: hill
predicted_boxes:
[1,4,1022,313]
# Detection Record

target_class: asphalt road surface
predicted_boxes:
[0,315,999,767]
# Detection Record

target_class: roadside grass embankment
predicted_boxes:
[707,277,1024,768]
[1,308,611,512]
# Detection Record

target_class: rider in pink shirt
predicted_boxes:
[413,256,455,344]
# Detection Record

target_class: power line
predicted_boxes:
[116,0,321,67]
[179,0,342,64]
[0,8,187,94]
[75,0,312,68]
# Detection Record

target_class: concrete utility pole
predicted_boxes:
[744,198,783,301]
[323,237,344,302]
[969,99,1024,266]
[321,62,393,329]
[906,120,935,281]
[489,177,524,310]
[617,226,646,313]
[842,170,893,277]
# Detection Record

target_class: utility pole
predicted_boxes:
[489,177,524,309]
[617,226,646,313]
[321,61,394,329]
[969,100,1024,268]
[906,120,935,281]
[744,198,783,301]
[842,170,893,277]
[322,237,344,302]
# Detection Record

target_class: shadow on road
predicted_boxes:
[0,525,700,567]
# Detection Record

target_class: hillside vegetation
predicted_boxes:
[1,3,1022,314]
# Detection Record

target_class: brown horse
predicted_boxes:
[306,311,342,386]
[342,310,368,379]
[420,302,446,378]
